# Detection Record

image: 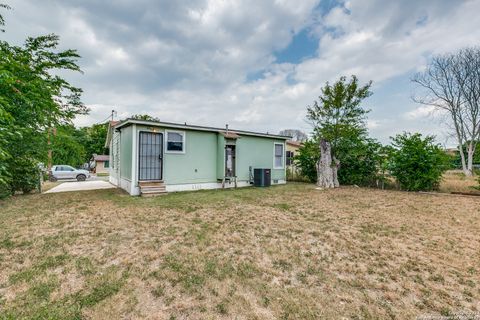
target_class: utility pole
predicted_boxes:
[111,109,117,122]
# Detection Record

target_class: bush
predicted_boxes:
[336,137,383,186]
[0,159,11,199]
[294,137,384,186]
[8,157,40,194]
[294,140,319,183]
[0,181,11,199]
[387,133,449,191]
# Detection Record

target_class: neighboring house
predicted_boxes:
[90,154,110,174]
[286,140,302,167]
[105,119,289,196]
[285,140,303,180]
[444,147,458,156]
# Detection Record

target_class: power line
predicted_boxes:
[94,110,116,125]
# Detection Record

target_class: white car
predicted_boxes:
[49,165,91,182]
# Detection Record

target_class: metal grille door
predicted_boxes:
[138,132,163,181]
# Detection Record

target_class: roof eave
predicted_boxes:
[115,119,291,140]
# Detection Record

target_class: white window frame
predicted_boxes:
[165,130,186,154]
[273,142,285,169]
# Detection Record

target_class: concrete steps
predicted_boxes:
[139,181,167,197]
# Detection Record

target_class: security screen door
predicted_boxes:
[138,132,163,181]
[225,145,236,177]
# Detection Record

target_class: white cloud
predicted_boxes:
[404,105,437,120]
[366,119,380,129]
[2,0,480,145]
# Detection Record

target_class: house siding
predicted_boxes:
[112,123,287,195]
[216,134,225,180]
[163,129,218,184]
[235,136,285,181]
[120,125,133,180]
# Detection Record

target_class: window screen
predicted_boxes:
[167,132,184,152]
[275,144,284,168]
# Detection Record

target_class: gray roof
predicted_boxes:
[115,119,291,140]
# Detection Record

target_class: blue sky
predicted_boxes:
[2,0,480,145]
[275,29,318,65]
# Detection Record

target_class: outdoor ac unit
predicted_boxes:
[253,168,271,187]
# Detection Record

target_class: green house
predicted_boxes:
[106,119,289,196]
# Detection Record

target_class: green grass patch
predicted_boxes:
[9,254,70,284]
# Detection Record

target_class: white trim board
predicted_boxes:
[131,124,138,195]
[164,129,186,154]
[165,180,286,193]
[273,142,285,169]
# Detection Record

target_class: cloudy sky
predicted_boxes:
[3,0,480,144]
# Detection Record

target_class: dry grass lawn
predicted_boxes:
[0,183,479,319]
[438,170,480,195]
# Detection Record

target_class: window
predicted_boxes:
[57,166,74,171]
[104,160,110,168]
[286,151,294,166]
[274,143,284,169]
[166,130,185,153]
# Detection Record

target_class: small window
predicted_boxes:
[166,131,185,153]
[286,151,294,166]
[274,143,284,169]
[104,160,110,168]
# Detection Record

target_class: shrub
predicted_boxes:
[8,157,40,194]
[336,137,383,186]
[294,140,319,183]
[0,158,11,199]
[294,137,384,186]
[387,133,449,191]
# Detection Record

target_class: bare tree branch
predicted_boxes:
[412,47,480,176]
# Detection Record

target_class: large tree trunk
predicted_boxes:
[316,139,338,188]
[458,143,469,176]
[452,113,470,176]
[332,156,340,187]
[466,142,474,176]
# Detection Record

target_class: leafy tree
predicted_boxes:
[294,140,319,183]
[0,3,10,32]
[77,122,109,160]
[279,129,308,142]
[0,25,86,196]
[336,137,383,186]
[51,125,86,167]
[295,136,384,186]
[306,75,372,187]
[130,114,160,121]
[9,158,40,194]
[387,133,449,191]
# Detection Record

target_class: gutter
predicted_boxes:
[114,119,291,140]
